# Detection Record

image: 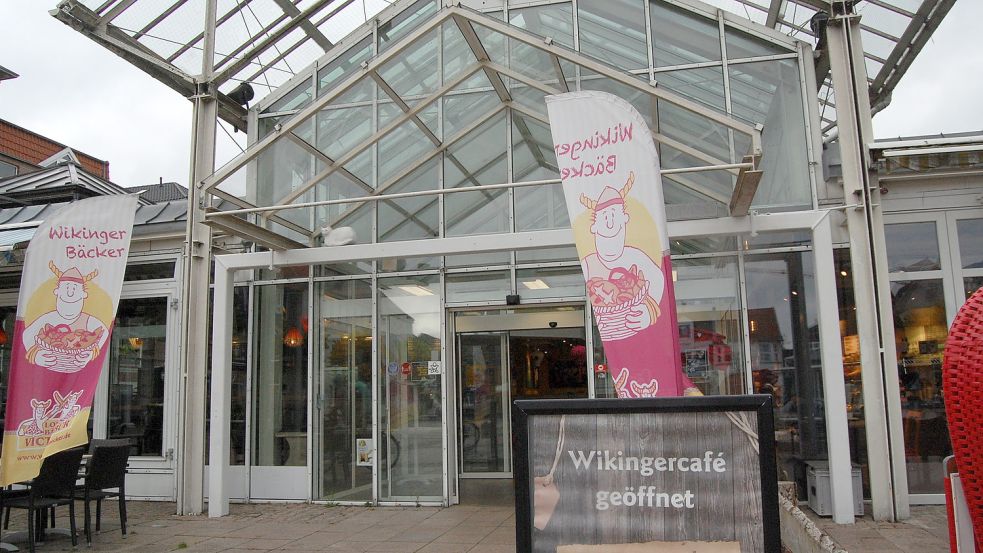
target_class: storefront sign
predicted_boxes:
[546,91,693,397]
[513,396,779,552]
[0,195,137,485]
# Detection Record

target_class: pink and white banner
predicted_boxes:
[546,91,696,398]
[0,195,137,485]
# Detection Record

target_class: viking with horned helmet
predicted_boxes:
[23,262,108,370]
[580,171,665,334]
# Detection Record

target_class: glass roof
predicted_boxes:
[52,0,957,138]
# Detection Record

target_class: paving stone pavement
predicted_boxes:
[807,505,950,553]
[0,500,950,552]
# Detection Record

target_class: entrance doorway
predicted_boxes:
[454,307,588,502]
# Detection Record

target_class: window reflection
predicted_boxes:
[108,297,168,456]
[745,251,825,499]
[890,279,952,494]
[0,307,15,434]
[885,222,941,272]
[253,283,309,466]
[378,276,443,499]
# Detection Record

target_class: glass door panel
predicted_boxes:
[509,328,588,400]
[378,276,443,500]
[316,280,373,501]
[107,297,168,456]
[458,332,508,474]
[890,279,952,494]
[251,283,309,499]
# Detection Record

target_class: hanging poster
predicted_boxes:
[513,396,779,552]
[546,91,694,397]
[356,438,374,467]
[0,195,138,485]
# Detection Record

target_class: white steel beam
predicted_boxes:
[811,212,855,525]
[827,10,905,523]
[178,0,218,518]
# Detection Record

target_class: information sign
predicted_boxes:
[513,396,779,552]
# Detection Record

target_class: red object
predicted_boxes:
[594,364,607,374]
[300,315,309,334]
[945,456,958,553]
[401,363,411,375]
[283,327,304,347]
[942,286,983,551]
[0,327,7,346]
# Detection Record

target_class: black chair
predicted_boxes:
[79,439,130,545]
[0,447,83,553]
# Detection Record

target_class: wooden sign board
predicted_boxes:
[513,396,779,553]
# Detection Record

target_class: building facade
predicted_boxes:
[44,0,969,526]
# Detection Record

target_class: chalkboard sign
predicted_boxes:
[513,396,779,553]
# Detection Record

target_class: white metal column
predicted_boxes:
[825,5,909,521]
[812,213,855,524]
[178,0,218,516]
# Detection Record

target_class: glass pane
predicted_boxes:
[965,276,983,300]
[442,21,479,86]
[516,266,585,300]
[885,222,941,272]
[378,0,438,52]
[957,218,983,268]
[253,283,309,466]
[836,249,869,498]
[445,251,512,268]
[318,37,373,98]
[378,160,439,242]
[510,328,588,399]
[255,119,315,230]
[650,0,721,67]
[890,279,951,494]
[446,271,510,303]
[674,257,744,396]
[107,297,168,456]
[459,332,507,473]
[656,66,726,111]
[316,106,373,160]
[445,115,509,236]
[0,307,16,434]
[124,262,175,281]
[378,276,443,499]
[379,103,438,184]
[729,60,811,211]
[745,251,825,501]
[508,4,574,48]
[263,80,313,114]
[725,26,788,60]
[578,0,647,70]
[317,280,373,501]
[512,111,559,181]
[378,27,440,99]
[515,246,578,264]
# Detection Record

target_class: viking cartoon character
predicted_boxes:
[23,262,108,371]
[580,172,664,334]
[580,172,701,398]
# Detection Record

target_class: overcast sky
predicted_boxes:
[0,0,981,189]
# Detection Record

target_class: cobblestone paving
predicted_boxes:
[0,500,949,552]
[808,505,950,553]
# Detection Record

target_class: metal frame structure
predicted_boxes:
[209,209,853,518]
[51,0,956,141]
[198,4,765,235]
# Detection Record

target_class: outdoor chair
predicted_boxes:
[0,446,83,553]
[79,438,131,545]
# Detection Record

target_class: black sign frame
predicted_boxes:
[513,395,779,552]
